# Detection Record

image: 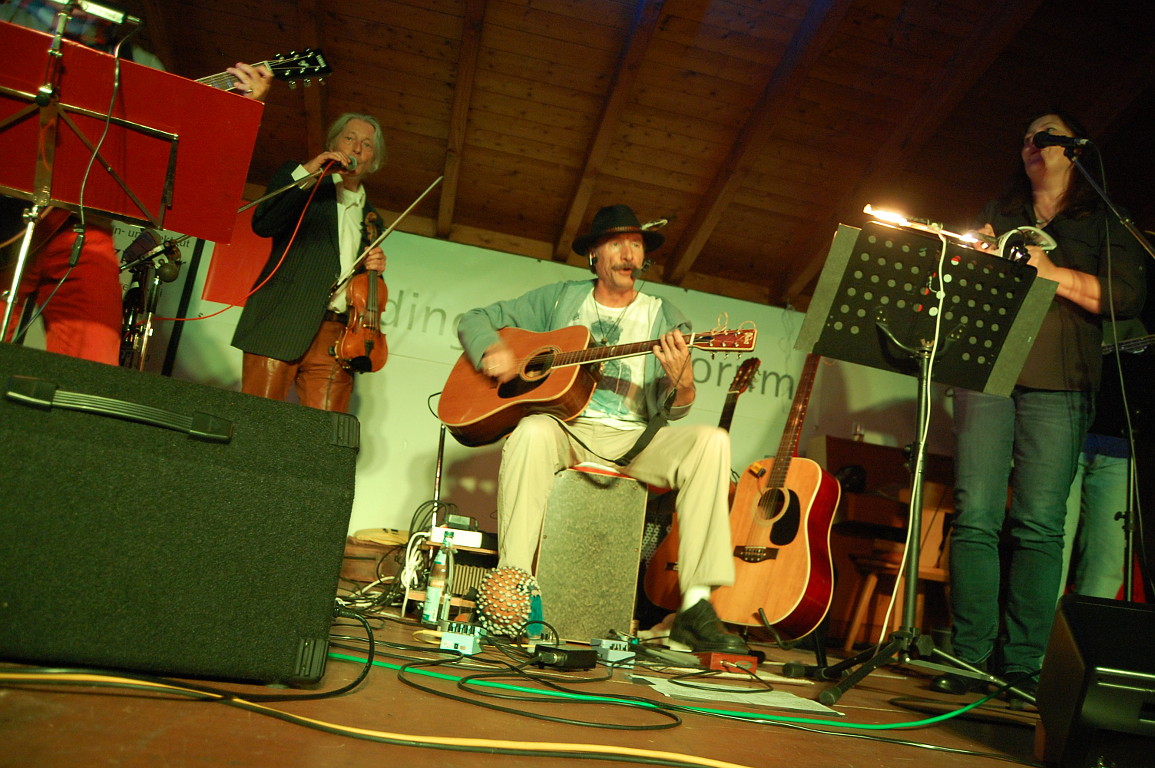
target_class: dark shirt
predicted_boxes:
[981,200,1146,391]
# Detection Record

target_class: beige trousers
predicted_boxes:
[497,414,735,591]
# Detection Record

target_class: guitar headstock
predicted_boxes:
[690,328,757,353]
[267,49,332,87]
[728,357,762,395]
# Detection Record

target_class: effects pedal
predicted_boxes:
[694,651,758,674]
[591,637,635,667]
[440,621,485,655]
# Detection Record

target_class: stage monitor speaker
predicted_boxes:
[0,344,359,684]
[1036,595,1155,767]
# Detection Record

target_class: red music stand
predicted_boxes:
[0,20,262,239]
[0,19,262,336]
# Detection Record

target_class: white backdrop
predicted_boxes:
[96,225,952,535]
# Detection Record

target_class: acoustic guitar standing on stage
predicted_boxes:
[643,356,761,612]
[710,352,840,640]
[437,325,758,447]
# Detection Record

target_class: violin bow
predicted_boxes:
[330,175,443,295]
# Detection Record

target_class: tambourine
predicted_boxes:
[970,226,1057,264]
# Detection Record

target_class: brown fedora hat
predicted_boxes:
[571,204,664,255]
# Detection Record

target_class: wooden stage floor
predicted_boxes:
[1,610,1044,768]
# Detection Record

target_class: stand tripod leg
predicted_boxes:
[1,211,42,341]
[926,646,1037,705]
[778,614,834,679]
[802,345,937,704]
[816,632,907,705]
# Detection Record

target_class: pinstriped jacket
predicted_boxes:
[231,161,377,361]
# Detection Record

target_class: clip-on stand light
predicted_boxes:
[794,216,1056,705]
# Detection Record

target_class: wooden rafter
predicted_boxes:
[437,0,487,238]
[553,0,665,262]
[780,0,1047,307]
[140,0,175,73]
[660,0,852,286]
[295,0,326,157]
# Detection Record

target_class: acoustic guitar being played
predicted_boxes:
[437,325,758,447]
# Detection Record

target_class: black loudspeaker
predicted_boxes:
[1037,595,1155,767]
[0,344,359,684]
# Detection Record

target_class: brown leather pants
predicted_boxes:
[241,319,353,412]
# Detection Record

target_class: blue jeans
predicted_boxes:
[949,387,1092,677]
[1062,451,1129,600]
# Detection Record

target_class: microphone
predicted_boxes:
[1032,131,1090,149]
[631,258,653,279]
[326,156,357,172]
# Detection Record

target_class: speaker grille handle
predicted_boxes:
[6,375,233,443]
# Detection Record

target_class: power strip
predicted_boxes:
[431,526,483,548]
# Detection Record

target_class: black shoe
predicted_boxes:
[670,600,750,654]
[1000,672,1038,707]
[930,671,988,695]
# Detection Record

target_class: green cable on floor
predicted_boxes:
[327,651,1007,730]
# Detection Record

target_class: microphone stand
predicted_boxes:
[1067,144,1153,603]
[1066,146,1155,261]
[235,166,335,214]
[1,2,74,343]
[2,2,153,344]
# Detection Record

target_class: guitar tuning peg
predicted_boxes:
[317,77,326,86]
[304,78,313,87]
[288,80,298,90]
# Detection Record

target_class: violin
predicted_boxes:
[329,175,444,373]
[333,212,388,373]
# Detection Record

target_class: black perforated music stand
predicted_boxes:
[794,220,1056,705]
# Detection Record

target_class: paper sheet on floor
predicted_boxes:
[632,675,842,715]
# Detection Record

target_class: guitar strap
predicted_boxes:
[549,384,677,468]
[612,385,676,466]
[613,343,699,465]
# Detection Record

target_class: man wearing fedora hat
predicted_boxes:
[456,204,747,654]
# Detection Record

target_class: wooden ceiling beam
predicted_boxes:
[140,0,176,73]
[781,0,1046,308]
[661,0,852,286]
[553,0,665,261]
[437,0,487,238]
[293,0,327,157]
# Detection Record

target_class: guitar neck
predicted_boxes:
[766,354,821,484]
[196,62,275,92]
[718,393,740,432]
[1103,332,1155,355]
[549,333,692,369]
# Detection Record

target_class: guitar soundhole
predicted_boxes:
[495,347,556,400]
[758,488,800,546]
[521,347,557,382]
[758,488,788,522]
[496,376,545,400]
